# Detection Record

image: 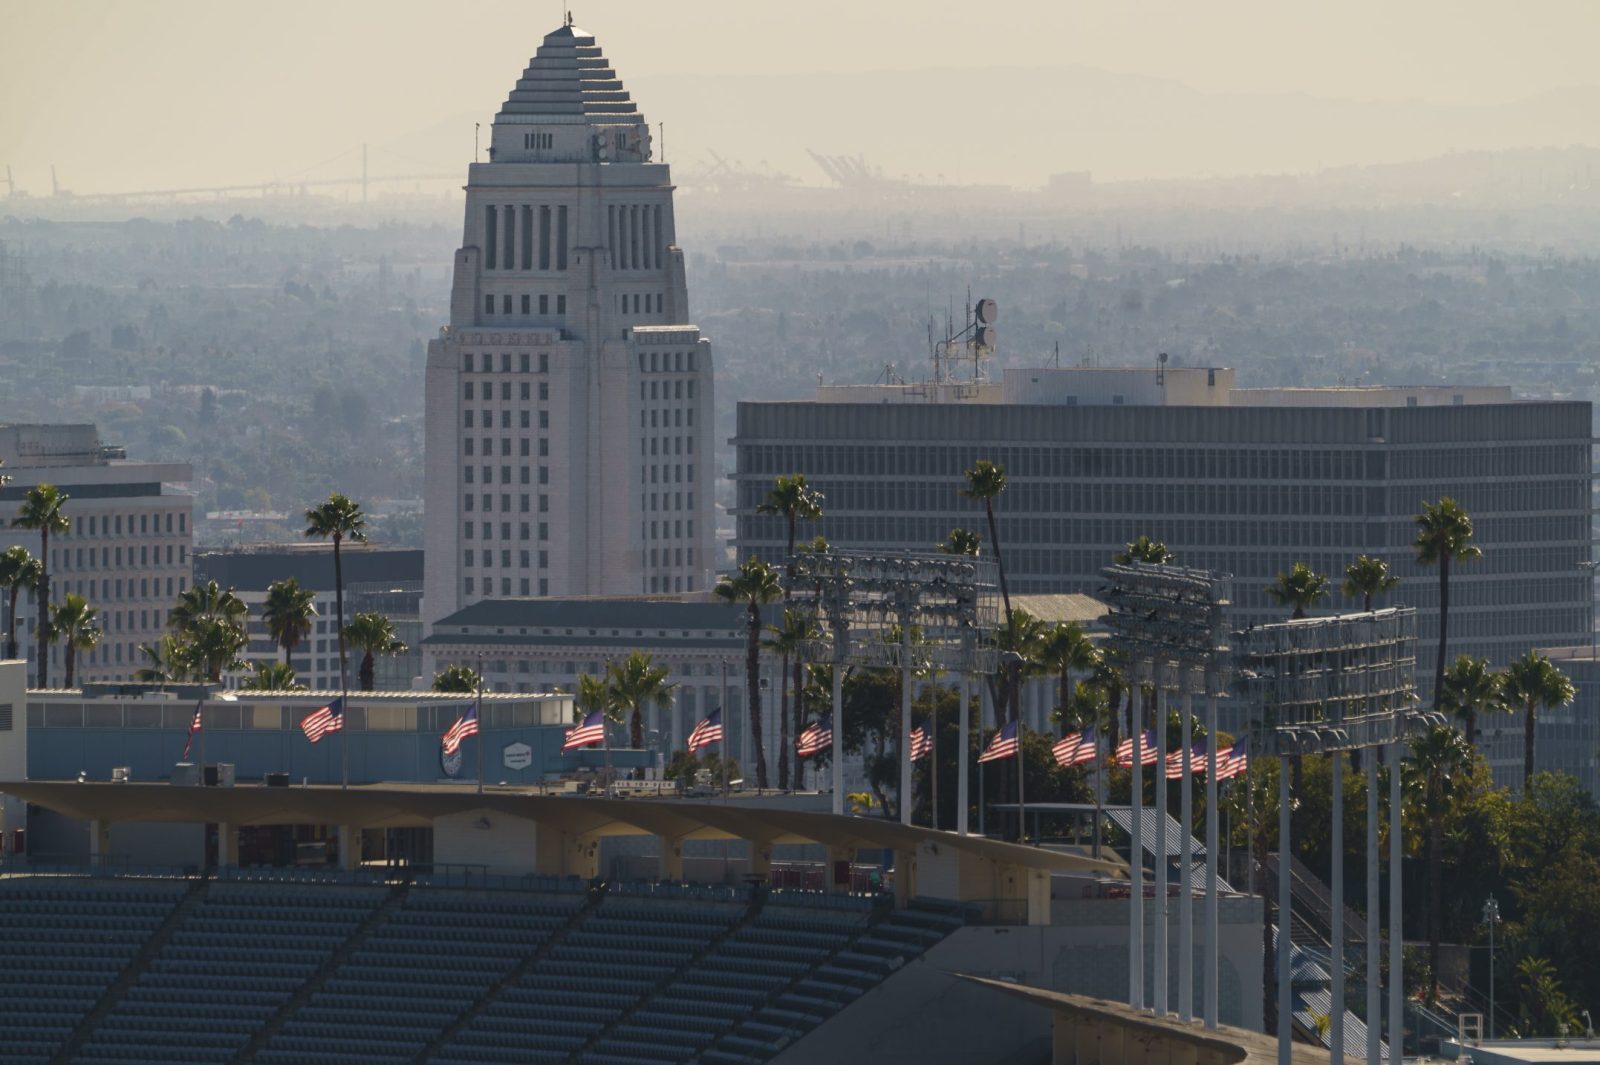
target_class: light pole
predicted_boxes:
[1483,894,1500,1039]
[1578,560,1598,663]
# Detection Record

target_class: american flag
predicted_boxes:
[977,721,1019,763]
[796,716,832,757]
[300,698,343,743]
[1114,730,1159,768]
[908,720,932,761]
[1052,728,1097,768]
[1216,739,1250,781]
[687,709,723,753]
[562,709,606,752]
[1166,740,1208,779]
[441,703,480,756]
[181,703,203,760]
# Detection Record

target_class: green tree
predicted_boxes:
[343,612,407,692]
[48,593,100,688]
[1266,561,1330,620]
[1439,653,1506,747]
[713,557,783,789]
[1516,956,1579,1037]
[1415,498,1482,714]
[304,492,367,689]
[134,636,190,684]
[937,527,982,557]
[1502,650,1577,786]
[1115,535,1173,565]
[261,577,317,672]
[183,618,247,683]
[168,580,248,638]
[1342,554,1399,612]
[12,484,69,686]
[606,650,675,751]
[1039,621,1100,722]
[756,473,824,789]
[432,664,480,693]
[765,608,819,790]
[239,661,303,691]
[962,459,1014,643]
[1403,723,1476,1003]
[0,545,42,662]
[575,671,623,783]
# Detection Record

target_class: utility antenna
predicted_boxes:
[474,123,480,163]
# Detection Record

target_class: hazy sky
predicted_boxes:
[4,0,1599,194]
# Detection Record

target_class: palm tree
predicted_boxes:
[575,671,624,783]
[1438,653,1506,747]
[134,635,192,684]
[0,545,42,662]
[1414,498,1482,714]
[1342,554,1399,612]
[432,664,481,693]
[1039,621,1100,723]
[756,474,824,789]
[937,527,982,557]
[1402,723,1475,1003]
[184,618,248,683]
[765,608,819,790]
[12,484,69,686]
[304,492,368,690]
[344,612,407,692]
[168,580,249,637]
[1502,650,1577,785]
[261,577,317,672]
[606,650,675,751]
[991,607,1048,725]
[239,661,303,691]
[962,461,1013,629]
[1266,561,1331,620]
[48,593,100,688]
[713,557,783,789]
[1115,535,1173,565]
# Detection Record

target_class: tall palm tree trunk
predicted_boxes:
[64,642,75,689]
[778,664,790,791]
[1523,699,1537,785]
[6,586,19,661]
[747,603,768,789]
[1428,818,1444,1003]
[333,533,346,689]
[36,529,49,687]
[792,656,805,790]
[1433,555,1450,713]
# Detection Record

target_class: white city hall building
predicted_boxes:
[423,21,715,631]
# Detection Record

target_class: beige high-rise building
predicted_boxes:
[423,20,715,631]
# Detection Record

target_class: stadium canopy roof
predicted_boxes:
[1,781,1128,880]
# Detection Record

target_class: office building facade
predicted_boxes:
[423,21,715,632]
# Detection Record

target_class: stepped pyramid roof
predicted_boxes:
[498,22,641,124]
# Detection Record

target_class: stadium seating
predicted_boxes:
[1,872,967,1065]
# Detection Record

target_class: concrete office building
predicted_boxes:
[194,546,423,691]
[423,20,715,632]
[0,425,192,686]
[734,366,1593,768]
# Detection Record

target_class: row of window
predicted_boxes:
[464,380,550,402]
[464,465,549,486]
[463,495,545,515]
[645,519,694,541]
[485,292,568,317]
[483,203,568,271]
[47,510,188,539]
[465,576,550,597]
[620,293,664,315]
[463,549,549,569]
[643,492,693,512]
[639,351,695,373]
[464,520,549,540]
[643,408,692,429]
[648,547,694,568]
[55,542,187,572]
[464,409,550,430]
[644,464,694,486]
[642,436,692,458]
[462,352,550,374]
[465,437,549,458]
[607,202,663,271]
[52,574,187,603]
[523,131,554,151]
[641,380,694,401]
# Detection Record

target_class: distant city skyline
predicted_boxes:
[5,0,1600,195]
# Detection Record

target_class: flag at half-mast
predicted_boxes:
[687,709,724,753]
[796,716,832,757]
[908,720,933,761]
[562,710,606,752]
[1052,727,1097,768]
[1114,730,1159,768]
[181,702,203,760]
[300,698,344,743]
[977,721,1019,763]
[441,703,480,756]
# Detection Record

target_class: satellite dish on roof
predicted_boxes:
[975,298,998,325]
[975,325,998,351]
